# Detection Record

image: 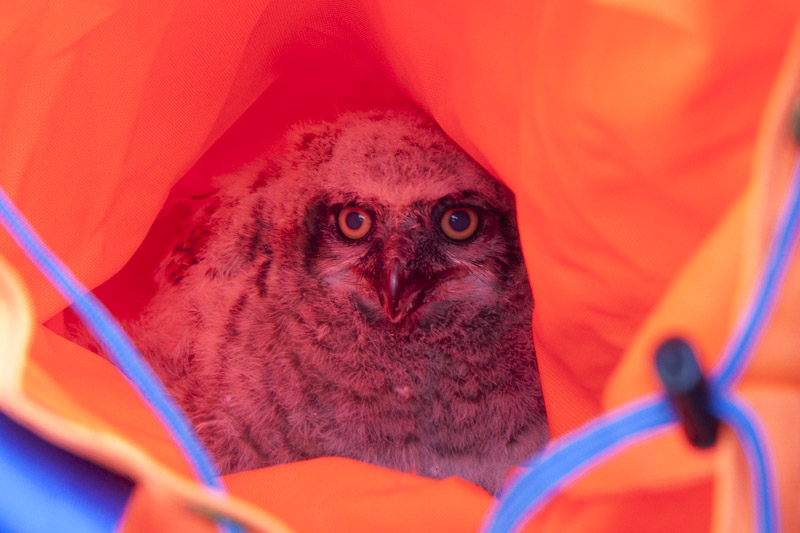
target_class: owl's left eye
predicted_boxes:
[337,207,372,240]
[441,207,479,240]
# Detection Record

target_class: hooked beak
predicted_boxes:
[378,258,435,322]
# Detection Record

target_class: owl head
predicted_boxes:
[260,109,528,329]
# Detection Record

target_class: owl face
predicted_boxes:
[280,110,525,329]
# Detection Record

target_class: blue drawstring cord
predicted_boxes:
[485,396,674,533]
[711,393,779,533]
[714,157,800,388]
[483,153,800,532]
[0,187,242,533]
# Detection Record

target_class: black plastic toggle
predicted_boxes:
[655,338,719,448]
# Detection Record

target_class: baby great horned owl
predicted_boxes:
[132,109,548,494]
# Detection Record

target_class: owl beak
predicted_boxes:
[381,257,432,322]
[385,258,406,321]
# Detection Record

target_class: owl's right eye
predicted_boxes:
[337,207,372,240]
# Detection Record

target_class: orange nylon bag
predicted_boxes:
[1,1,799,532]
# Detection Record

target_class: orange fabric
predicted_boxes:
[224,458,492,533]
[525,480,713,533]
[1,1,800,532]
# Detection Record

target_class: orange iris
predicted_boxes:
[441,207,479,240]
[338,207,372,239]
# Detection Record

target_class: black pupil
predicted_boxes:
[345,211,364,230]
[449,210,471,232]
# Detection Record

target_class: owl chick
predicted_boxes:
[131,108,548,494]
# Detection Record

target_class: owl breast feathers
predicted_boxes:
[132,108,548,494]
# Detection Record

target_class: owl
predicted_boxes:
[131,108,548,494]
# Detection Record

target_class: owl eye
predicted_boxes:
[440,207,479,241]
[337,207,372,240]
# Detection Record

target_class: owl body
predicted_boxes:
[133,109,548,493]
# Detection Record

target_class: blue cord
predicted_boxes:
[711,393,779,533]
[714,157,800,388]
[0,187,242,533]
[482,396,674,533]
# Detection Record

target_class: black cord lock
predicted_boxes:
[655,338,719,448]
